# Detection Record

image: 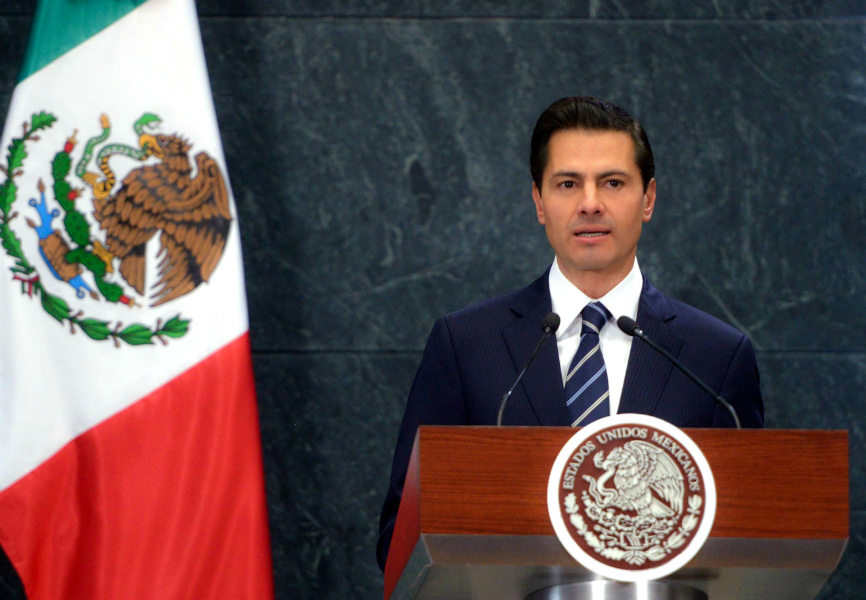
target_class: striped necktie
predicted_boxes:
[564,301,612,427]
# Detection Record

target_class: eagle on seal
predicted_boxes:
[92,133,232,306]
[586,440,684,518]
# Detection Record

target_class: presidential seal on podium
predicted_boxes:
[547,414,717,588]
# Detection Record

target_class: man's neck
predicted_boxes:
[556,256,635,300]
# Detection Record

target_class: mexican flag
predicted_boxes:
[0,1,274,598]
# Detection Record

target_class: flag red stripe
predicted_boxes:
[0,332,273,599]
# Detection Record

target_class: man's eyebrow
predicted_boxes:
[549,170,633,180]
[549,170,584,179]
[597,170,632,179]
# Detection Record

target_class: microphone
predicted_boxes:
[616,316,742,429]
[496,312,560,426]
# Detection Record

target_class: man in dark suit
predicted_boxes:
[377,96,764,571]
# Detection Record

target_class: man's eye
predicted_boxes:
[561,181,575,189]
[607,180,623,189]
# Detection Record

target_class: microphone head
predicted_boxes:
[542,312,561,334]
[616,316,639,336]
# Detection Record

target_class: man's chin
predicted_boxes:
[560,252,614,272]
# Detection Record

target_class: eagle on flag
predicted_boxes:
[91,132,233,307]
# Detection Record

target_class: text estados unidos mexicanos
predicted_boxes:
[560,427,701,492]
[650,431,702,492]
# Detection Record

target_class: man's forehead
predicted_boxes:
[545,129,639,174]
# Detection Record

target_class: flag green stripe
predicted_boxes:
[19,0,148,83]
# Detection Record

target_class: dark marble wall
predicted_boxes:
[2,1,866,599]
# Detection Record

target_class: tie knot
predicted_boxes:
[581,302,610,335]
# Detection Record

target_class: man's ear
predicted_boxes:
[532,181,546,225]
[642,178,656,222]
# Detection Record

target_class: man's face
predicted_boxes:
[532,129,656,289]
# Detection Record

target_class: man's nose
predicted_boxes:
[578,185,604,214]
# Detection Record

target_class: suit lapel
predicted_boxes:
[618,277,684,417]
[501,271,571,426]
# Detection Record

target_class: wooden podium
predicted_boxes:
[384,426,848,600]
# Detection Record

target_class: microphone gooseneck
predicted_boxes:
[616,316,742,429]
[496,312,560,426]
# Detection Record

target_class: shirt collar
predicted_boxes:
[548,257,643,340]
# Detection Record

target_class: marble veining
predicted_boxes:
[0,5,865,600]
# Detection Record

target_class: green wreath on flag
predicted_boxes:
[0,111,189,346]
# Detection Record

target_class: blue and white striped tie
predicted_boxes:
[564,302,612,427]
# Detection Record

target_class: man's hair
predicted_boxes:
[530,96,655,192]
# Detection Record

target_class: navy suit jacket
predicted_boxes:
[376,270,763,570]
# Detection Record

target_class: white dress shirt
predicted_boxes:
[548,257,643,416]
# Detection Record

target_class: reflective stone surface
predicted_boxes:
[196,0,590,17]
[1,3,866,600]
[592,0,866,19]
[817,510,866,600]
[203,17,866,354]
[253,352,417,600]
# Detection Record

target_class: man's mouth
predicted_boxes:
[575,231,609,238]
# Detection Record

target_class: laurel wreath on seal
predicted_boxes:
[0,112,189,346]
[564,492,702,566]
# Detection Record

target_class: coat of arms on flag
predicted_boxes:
[1,109,233,345]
